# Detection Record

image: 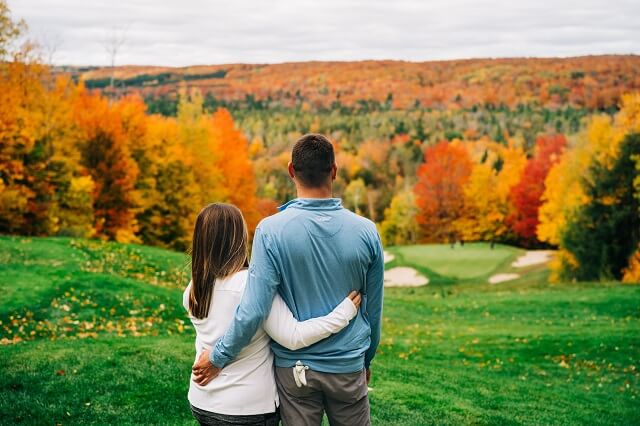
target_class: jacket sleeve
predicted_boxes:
[364,231,384,369]
[210,226,280,368]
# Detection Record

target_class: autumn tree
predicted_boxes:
[37,78,96,237]
[0,71,95,237]
[0,0,25,61]
[508,134,566,245]
[379,189,418,246]
[414,141,473,242]
[539,94,640,280]
[73,90,140,242]
[209,108,261,230]
[123,107,198,250]
[561,133,640,280]
[0,61,41,233]
[623,246,640,283]
[355,139,391,220]
[177,88,227,209]
[493,142,528,241]
[0,2,95,237]
[0,2,265,247]
[455,140,526,243]
[0,4,37,233]
[455,162,496,242]
[0,8,80,236]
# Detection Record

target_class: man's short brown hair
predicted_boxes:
[291,134,335,188]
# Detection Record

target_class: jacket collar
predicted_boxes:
[278,197,343,212]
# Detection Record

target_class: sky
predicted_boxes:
[8,0,639,67]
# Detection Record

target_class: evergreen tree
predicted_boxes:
[562,133,640,280]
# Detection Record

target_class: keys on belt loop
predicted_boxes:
[293,360,309,388]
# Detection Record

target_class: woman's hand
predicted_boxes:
[347,291,362,309]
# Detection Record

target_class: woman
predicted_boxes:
[183,203,360,425]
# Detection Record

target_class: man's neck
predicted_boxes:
[296,185,333,199]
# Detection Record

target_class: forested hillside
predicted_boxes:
[67,56,640,110]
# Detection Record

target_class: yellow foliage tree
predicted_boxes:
[379,189,418,246]
[455,140,526,242]
[177,88,227,207]
[538,93,640,281]
[56,175,95,237]
[539,93,640,246]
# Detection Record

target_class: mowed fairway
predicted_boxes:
[387,243,523,283]
[1,237,639,425]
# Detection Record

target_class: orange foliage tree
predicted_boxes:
[0,61,44,233]
[414,141,473,242]
[209,108,261,230]
[73,90,140,242]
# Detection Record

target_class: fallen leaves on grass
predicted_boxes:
[69,239,188,289]
[398,347,420,360]
[0,287,189,345]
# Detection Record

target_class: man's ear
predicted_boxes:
[288,161,296,180]
[331,163,337,181]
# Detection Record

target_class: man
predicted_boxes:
[192,133,384,425]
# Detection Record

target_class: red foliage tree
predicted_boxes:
[414,141,473,242]
[508,134,567,244]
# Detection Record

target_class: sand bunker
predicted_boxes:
[488,273,520,284]
[383,251,395,264]
[512,250,553,268]
[384,267,429,287]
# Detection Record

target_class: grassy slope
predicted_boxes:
[0,237,190,345]
[1,237,639,425]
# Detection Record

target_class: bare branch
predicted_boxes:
[102,25,130,92]
[39,32,62,66]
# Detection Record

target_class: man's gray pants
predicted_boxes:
[274,367,371,426]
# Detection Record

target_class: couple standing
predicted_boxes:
[182,134,384,426]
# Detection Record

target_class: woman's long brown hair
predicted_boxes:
[189,203,249,319]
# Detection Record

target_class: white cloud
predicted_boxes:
[7,0,639,66]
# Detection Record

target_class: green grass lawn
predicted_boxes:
[387,243,523,283]
[1,236,639,425]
